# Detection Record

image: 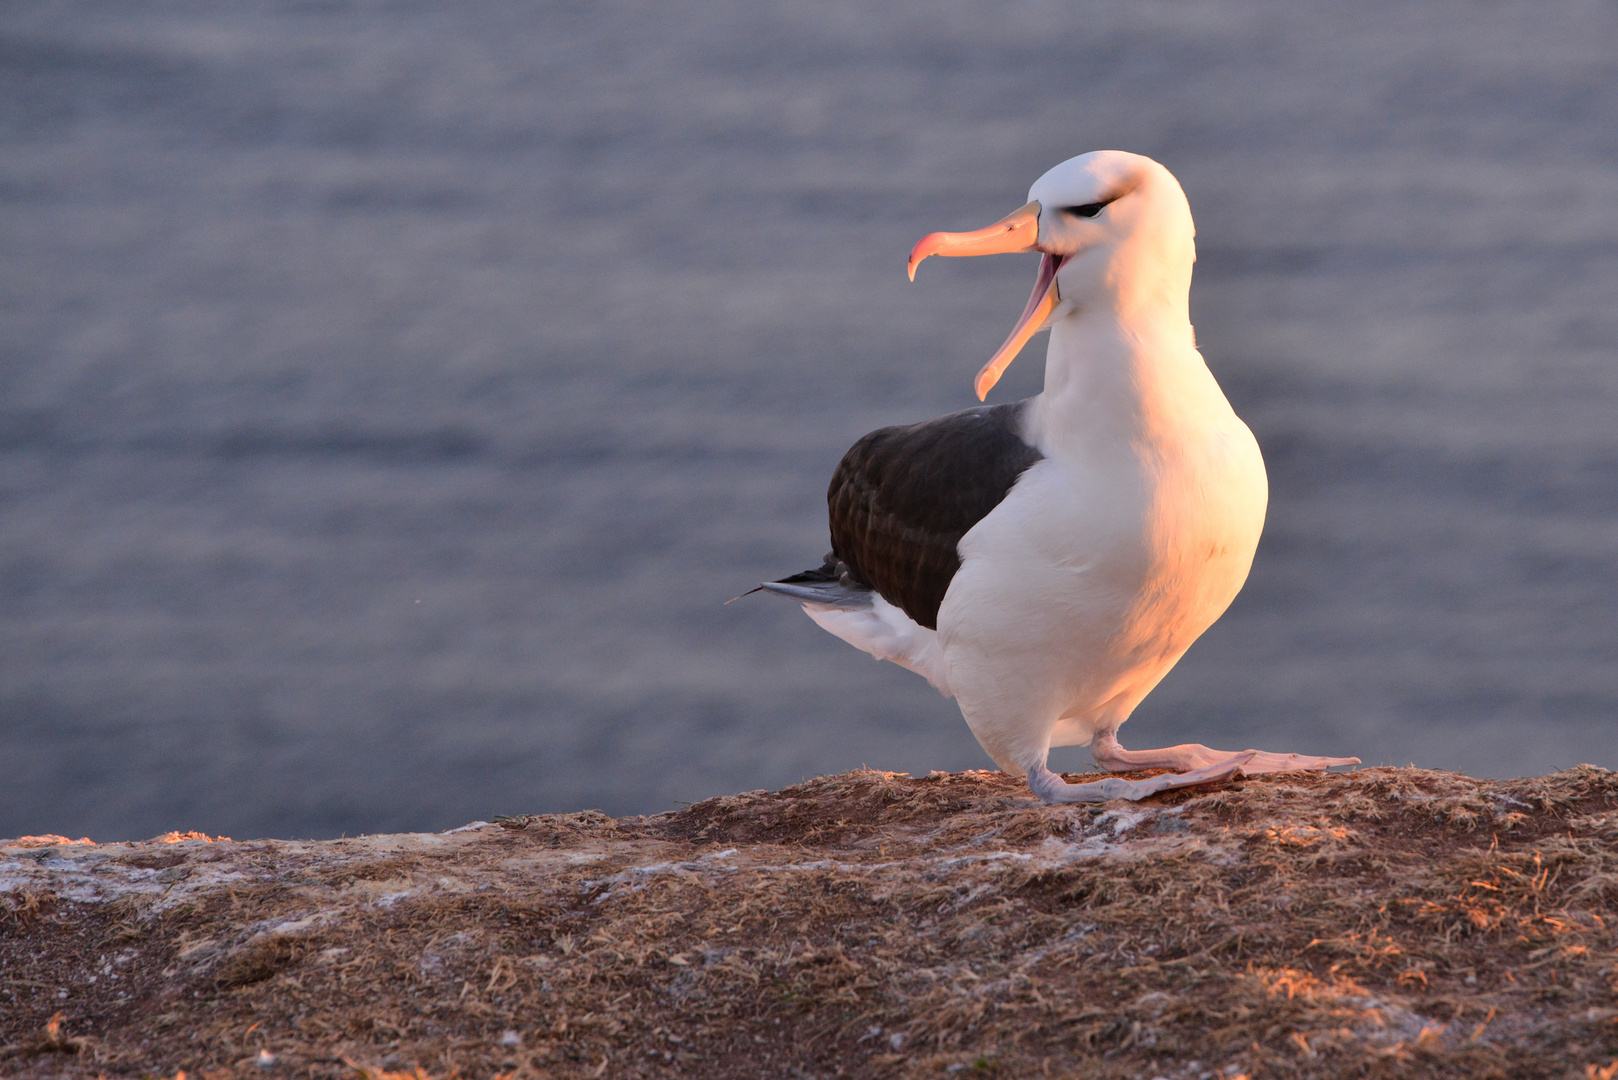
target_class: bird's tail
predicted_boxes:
[742,554,951,696]
[743,553,874,610]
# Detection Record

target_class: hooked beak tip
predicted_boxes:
[904,201,1057,399]
[905,201,1040,282]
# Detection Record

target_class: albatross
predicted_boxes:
[761,150,1359,803]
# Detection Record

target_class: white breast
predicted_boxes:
[935,390,1266,766]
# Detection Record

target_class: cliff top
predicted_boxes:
[4,765,1618,1079]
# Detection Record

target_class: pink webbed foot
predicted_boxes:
[1090,731,1359,777]
[1025,750,1256,804]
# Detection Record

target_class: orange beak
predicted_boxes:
[907,201,1042,280]
[908,201,1064,400]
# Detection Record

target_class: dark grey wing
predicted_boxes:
[827,401,1043,630]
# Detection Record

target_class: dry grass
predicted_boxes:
[3,765,1618,1079]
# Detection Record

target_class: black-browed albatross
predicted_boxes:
[760,150,1359,803]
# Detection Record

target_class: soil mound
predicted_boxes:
[4,766,1618,1078]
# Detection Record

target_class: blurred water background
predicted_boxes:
[3,0,1615,841]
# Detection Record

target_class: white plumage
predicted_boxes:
[767,150,1357,802]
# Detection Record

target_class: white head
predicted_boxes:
[909,150,1196,399]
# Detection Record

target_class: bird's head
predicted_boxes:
[909,150,1195,400]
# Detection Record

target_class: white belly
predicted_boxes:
[937,421,1267,772]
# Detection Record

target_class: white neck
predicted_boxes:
[1018,162,1235,461]
[1025,283,1227,462]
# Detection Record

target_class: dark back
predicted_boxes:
[828,402,1044,630]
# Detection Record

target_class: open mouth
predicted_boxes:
[973,251,1068,400]
[907,202,1069,399]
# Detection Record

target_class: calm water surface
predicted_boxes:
[2,1,1615,839]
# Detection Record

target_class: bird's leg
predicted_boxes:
[1090,730,1359,776]
[1024,750,1256,804]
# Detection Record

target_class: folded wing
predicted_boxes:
[827,401,1043,630]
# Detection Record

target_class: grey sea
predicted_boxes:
[3,1,1615,841]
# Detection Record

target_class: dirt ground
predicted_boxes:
[4,765,1618,1080]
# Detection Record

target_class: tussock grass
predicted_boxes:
[3,766,1617,1078]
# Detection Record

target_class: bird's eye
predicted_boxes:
[1064,202,1105,218]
